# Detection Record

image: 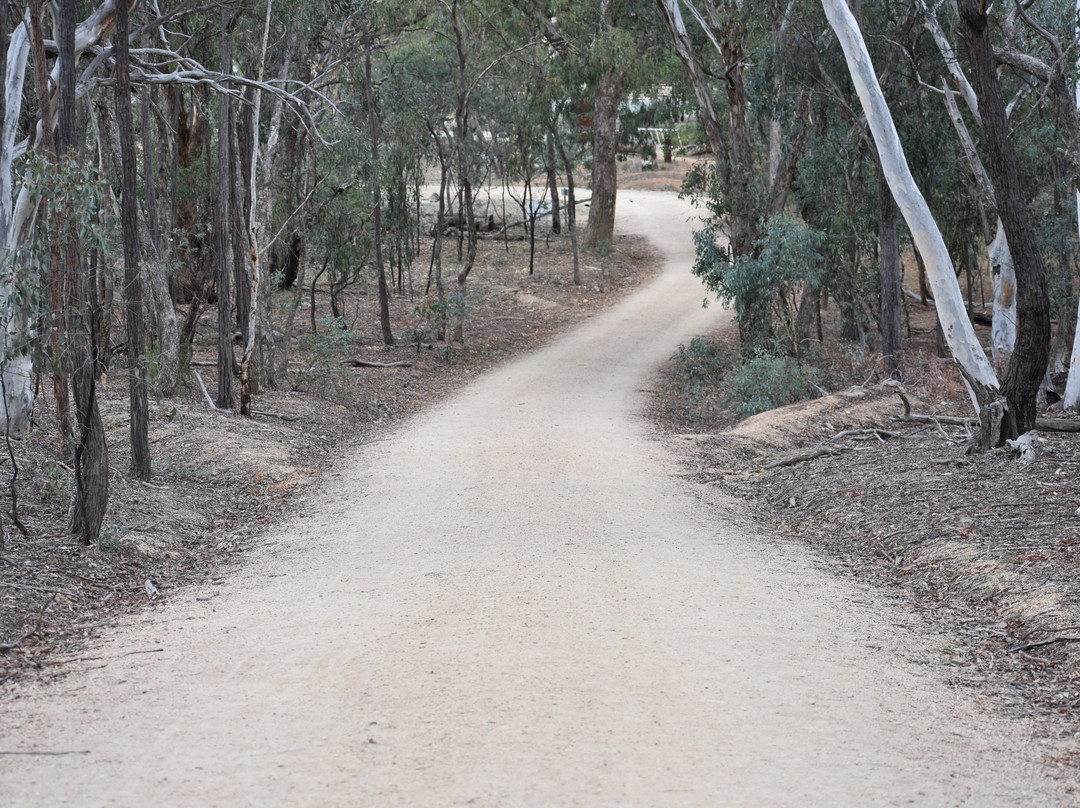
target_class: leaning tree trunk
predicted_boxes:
[656,0,729,168]
[584,68,622,250]
[821,0,1000,423]
[958,0,1051,438]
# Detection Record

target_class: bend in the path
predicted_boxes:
[0,192,1071,807]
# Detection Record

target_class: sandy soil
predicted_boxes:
[0,192,1073,806]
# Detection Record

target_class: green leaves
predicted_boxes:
[693,212,824,356]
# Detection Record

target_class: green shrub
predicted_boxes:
[722,355,822,418]
[669,337,732,397]
[293,316,356,390]
[691,212,824,355]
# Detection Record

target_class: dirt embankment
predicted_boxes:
[668,381,1080,753]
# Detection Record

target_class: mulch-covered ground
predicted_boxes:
[664,376,1080,751]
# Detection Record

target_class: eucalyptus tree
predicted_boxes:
[487,30,556,276]
[530,0,661,250]
[820,0,1007,444]
[382,31,458,328]
[662,0,811,350]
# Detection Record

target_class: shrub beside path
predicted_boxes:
[0,192,1071,806]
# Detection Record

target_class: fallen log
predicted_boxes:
[342,359,413,369]
[763,445,848,469]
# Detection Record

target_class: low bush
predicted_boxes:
[722,354,822,418]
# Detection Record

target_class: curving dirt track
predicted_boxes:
[0,192,1071,806]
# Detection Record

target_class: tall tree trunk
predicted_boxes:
[97,80,180,397]
[584,68,622,249]
[229,89,249,380]
[116,0,150,479]
[450,0,477,343]
[214,9,233,410]
[958,0,1051,437]
[364,21,393,347]
[723,41,756,260]
[877,166,902,378]
[0,0,33,438]
[55,0,107,542]
[554,131,581,286]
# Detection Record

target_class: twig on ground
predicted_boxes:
[0,750,91,756]
[826,428,901,443]
[1009,635,1080,653]
[0,581,74,597]
[191,369,234,414]
[0,594,54,651]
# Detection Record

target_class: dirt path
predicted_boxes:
[1,192,1071,806]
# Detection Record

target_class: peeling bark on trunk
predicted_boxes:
[821,0,999,412]
[656,0,729,169]
[989,223,1016,365]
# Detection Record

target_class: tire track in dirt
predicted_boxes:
[0,192,1070,806]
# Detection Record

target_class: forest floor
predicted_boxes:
[0,207,661,693]
[2,156,1079,777]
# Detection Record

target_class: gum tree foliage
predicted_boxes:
[668,0,1080,441]
[692,212,824,358]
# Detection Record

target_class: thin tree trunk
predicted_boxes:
[29,0,73,450]
[140,75,160,252]
[214,8,233,410]
[555,131,580,285]
[279,234,307,373]
[55,0,107,543]
[115,0,150,479]
[229,90,249,379]
[364,20,393,347]
[450,0,477,343]
[878,166,902,378]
